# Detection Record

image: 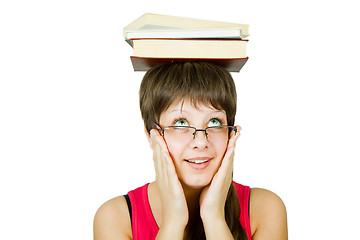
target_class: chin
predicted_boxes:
[179,172,214,190]
[176,160,221,190]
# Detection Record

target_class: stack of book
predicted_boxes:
[123,13,249,72]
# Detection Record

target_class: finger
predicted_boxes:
[161,150,185,199]
[223,129,239,166]
[215,128,240,181]
[151,128,170,155]
[151,129,175,186]
[216,146,235,179]
[162,150,176,175]
[228,125,241,148]
[150,129,165,179]
[154,130,172,180]
[224,125,241,168]
[162,150,178,186]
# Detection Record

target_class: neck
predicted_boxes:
[182,183,202,214]
[181,183,208,238]
[150,181,205,223]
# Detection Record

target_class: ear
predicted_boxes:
[144,125,153,149]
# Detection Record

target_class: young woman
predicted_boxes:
[94,61,288,240]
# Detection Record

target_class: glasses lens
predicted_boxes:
[163,126,194,142]
[163,126,233,142]
[206,126,231,142]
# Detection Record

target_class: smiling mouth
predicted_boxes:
[185,159,209,164]
[184,157,212,164]
[184,157,212,170]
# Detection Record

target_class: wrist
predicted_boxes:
[157,222,185,239]
[203,218,233,240]
[162,213,188,229]
[200,208,225,225]
[202,213,226,227]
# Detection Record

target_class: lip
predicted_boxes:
[184,157,212,170]
[185,157,212,161]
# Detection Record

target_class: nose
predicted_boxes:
[192,129,208,139]
[191,129,208,149]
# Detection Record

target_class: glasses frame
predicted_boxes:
[154,122,237,140]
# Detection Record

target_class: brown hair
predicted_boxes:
[139,61,247,239]
[140,61,237,133]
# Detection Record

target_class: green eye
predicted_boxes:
[174,119,188,127]
[207,119,221,127]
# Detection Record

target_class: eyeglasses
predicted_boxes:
[155,123,237,143]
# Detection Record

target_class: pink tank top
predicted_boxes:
[127,182,251,240]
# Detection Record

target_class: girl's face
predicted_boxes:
[158,99,230,189]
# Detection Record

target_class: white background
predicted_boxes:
[1,0,359,239]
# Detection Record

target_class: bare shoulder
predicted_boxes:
[93,196,132,240]
[249,188,288,240]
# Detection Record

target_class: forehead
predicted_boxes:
[162,98,226,116]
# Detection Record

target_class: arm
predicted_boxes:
[150,129,188,240]
[93,196,132,240]
[250,188,288,240]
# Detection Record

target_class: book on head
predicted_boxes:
[123,13,249,40]
[124,13,249,72]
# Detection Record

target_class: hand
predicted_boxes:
[150,129,189,230]
[199,126,241,223]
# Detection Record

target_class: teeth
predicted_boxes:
[187,160,208,164]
